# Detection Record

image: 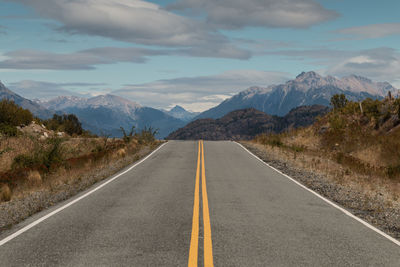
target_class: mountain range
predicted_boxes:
[2,71,399,139]
[0,81,52,119]
[38,95,185,138]
[167,105,329,140]
[195,71,398,119]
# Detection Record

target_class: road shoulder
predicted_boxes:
[240,141,400,242]
[0,142,164,233]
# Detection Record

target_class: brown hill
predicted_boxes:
[167,105,329,140]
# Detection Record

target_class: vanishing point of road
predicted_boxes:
[0,140,399,266]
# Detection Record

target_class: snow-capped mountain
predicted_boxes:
[165,105,200,122]
[39,94,184,138]
[196,71,398,119]
[40,95,142,117]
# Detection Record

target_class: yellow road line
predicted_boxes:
[201,140,214,267]
[188,141,201,267]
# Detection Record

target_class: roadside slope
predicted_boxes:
[0,141,399,266]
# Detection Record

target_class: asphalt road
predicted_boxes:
[0,140,399,266]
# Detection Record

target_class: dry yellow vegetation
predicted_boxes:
[0,126,160,203]
[252,96,400,203]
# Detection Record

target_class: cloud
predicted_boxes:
[265,48,353,61]
[10,0,204,45]
[8,80,108,100]
[0,47,167,70]
[0,44,251,70]
[10,0,247,58]
[326,48,400,85]
[336,23,400,39]
[169,0,338,29]
[113,70,290,111]
[267,47,400,85]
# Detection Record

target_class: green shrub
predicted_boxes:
[329,114,346,130]
[12,138,65,170]
[44,114,83,136]
[12,154,39,169]
[255,134,283,147]
[362,98,381,119]
[331,94,348,110]
[43,138,64,168]
[0,99,33,126]
[0,123,18,136]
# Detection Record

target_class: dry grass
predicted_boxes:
[26,171,42,186]
[0,184,11,202]
[0,136,36,172]
[0,132,159,203]
[246,141,400,205]
[251,98,400,205]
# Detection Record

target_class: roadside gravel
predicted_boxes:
[241,141,400,240]
[0,145,155,232]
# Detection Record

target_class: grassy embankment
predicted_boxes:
[249,94,400,204]
[0,99,160,205]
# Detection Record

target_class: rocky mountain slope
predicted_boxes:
[165,105,199,122]
[167,105,329,140]
[195,72,398,119]
[39,95,185,138]
[0,81,52,119]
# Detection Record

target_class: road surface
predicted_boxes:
[0,140,399,266]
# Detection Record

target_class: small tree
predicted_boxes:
[138,126,158,144]
[0,99,33,126]
[120,125,136,143]
[45,114,83,135]
[99,131,111,149]
[331,94,348,110]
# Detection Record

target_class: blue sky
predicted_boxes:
[0,0,399,111]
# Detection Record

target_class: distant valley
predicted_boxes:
[1,71,398,139]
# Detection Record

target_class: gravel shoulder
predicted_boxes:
[0,143,160,233]
[241,141,400,240]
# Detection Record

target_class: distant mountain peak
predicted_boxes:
[170,105,186,112]
[295,71,321,80]
[87,94,141,111]
[346,74,373,83]
[195,71,398,120]
[166,104,199,122]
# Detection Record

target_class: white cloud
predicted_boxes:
[326,48,400,84]
[113,70,289,111]
[12,0,206,46]
[336,23,400,39]
[265,47,400,85]
[0,47,166,70]
[169,0,338,29]
[8,80,108,99]
[10,0,249,59]
[0,44,250,70]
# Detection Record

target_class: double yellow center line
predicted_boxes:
[188,140,214,267]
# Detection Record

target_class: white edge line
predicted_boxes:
[0,142,168,247]
[234,141,400,247]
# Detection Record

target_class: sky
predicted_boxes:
[0,0,399,111]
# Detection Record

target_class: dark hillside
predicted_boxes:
[167,105,328,140]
